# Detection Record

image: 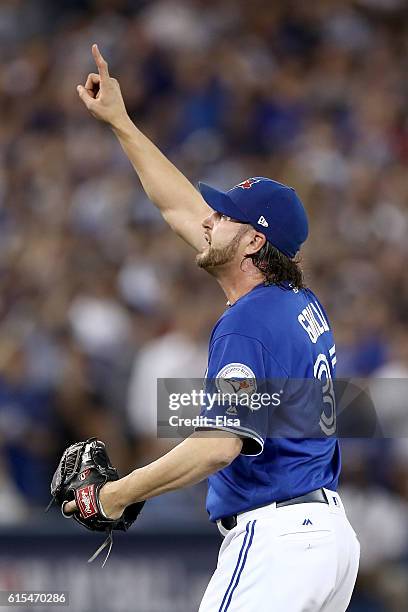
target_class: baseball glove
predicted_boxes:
[47,437,144,566]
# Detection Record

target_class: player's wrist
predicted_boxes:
[110,113,134,136]
[99,479,127,519]
[121,470,143,506]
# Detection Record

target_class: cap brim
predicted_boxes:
[198,182,248,223]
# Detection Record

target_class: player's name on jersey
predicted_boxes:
[168,415,240,428]
[297,300,330,344]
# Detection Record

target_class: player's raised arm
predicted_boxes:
[77,44,210,252]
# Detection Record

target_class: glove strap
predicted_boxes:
[87,529,114,568]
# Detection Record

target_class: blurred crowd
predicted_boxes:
[0,0,407,609]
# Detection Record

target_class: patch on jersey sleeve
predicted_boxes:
[215,363,257,405]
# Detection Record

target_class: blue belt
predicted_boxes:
[220,487,329,531]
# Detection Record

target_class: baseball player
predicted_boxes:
[65,45,360,611]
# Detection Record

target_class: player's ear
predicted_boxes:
[244,231,266,256]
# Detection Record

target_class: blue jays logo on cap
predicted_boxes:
[198,176,309,259]
[234,178,262,190]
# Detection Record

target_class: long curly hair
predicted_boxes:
[248,241,306,289]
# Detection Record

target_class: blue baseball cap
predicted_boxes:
[198,177,308,258]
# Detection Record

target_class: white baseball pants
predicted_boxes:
[199,489,360,612]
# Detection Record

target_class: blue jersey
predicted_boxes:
[197,282,340,522]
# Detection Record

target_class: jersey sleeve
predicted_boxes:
[195,333,286,456]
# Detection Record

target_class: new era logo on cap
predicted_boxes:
[257,216,269,227]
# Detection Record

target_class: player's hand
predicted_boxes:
[77,44,129,129]
[63,480,125,520]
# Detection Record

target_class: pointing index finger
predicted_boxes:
[92,43,110,79]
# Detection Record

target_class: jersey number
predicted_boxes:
[314,354,336,436]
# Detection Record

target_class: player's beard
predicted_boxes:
[196,227,247,272]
